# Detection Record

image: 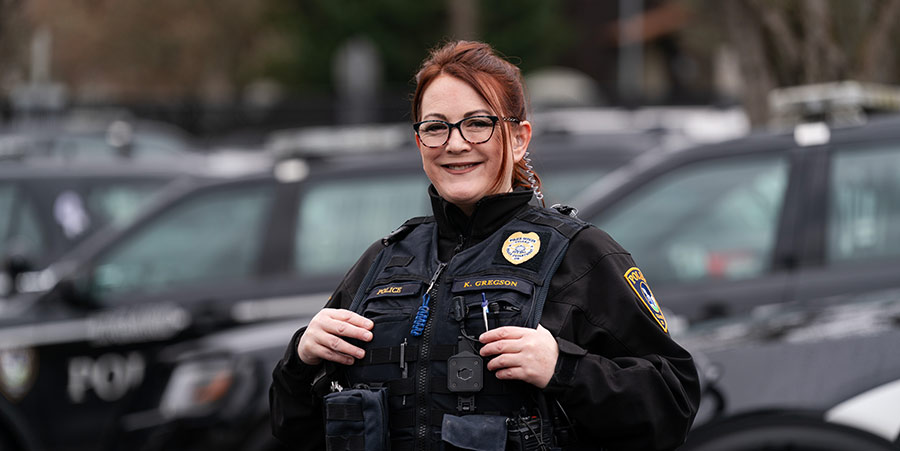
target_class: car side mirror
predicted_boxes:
[0,252,35,296]
[54,273,97,309]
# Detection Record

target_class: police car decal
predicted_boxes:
[0,348,37,402]
[624,267,667,332]
[501,232,541,265]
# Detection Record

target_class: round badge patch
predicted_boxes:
[0,348,37,402]
[502,232,541,265]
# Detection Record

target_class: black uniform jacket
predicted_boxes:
[270,187,701,451]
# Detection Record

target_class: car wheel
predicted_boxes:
[682,412,897,451]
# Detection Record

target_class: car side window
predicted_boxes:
[0,184,15,257]
[294,175,430,277]
[827,145,900,263]
[0,184,14,253]
[0,184,45,260]
[591,154,789,285]
[90,183,273,300]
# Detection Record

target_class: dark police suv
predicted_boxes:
[0,127,654,450]
[577,113,900,327]
[571,86,900,448]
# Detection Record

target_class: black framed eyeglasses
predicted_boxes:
[413,115,519,148]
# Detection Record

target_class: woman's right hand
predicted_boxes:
[298,308,374,366]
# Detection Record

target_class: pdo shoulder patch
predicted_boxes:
[624,267,667,333]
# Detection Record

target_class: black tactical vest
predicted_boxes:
[343,206,587,450]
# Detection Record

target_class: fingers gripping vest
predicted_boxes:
[344,207,587,450]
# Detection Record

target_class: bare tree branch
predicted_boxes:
[800,0,847,82]
[746,0,801,78]
[856,0,900,82]
[724,0,776,125]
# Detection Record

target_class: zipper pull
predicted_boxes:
[410,263,448,337]
[424,262,447,294]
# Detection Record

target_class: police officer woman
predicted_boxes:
[270,40,700,451]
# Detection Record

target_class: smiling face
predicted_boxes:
[416,74,530,215]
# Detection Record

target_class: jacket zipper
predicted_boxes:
[415,235,467,449]
[415,261,447,449]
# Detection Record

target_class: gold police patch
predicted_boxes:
[624,267,667,332]
[502,232,541,265]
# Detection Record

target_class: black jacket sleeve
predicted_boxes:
[269,241,384,449]
[539,227,700,451]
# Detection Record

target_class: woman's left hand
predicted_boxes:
[479,325,559,388]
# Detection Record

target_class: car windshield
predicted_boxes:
[85,181,167,228]
[91,182,274,298]
[591,154,789,285]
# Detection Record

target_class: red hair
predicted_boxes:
[411,40,541,197]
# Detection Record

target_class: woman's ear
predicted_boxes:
[510,120,532,163]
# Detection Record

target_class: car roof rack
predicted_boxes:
[768,80,900,129]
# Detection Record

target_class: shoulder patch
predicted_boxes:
[501,232,541,265]
[623,267,667,333]
[0,348,37,402]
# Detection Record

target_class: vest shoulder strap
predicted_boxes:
[517,207,588,239]
[381,216,435,246]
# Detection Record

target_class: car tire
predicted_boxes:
[682,411,897,451]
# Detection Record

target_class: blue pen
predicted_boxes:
[481,292,490,331]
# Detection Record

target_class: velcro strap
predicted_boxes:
[428,375,511,394]
[356,346,419,366]
[430,344,457,361]
[326,402,364,421]
[386,255,414,268]
[519,210,586,238]
[325,434,365,451]
[354,344,458,366]
[386,378,416,396]
[386,373,512,397]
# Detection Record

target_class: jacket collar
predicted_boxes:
[428,185,534,243]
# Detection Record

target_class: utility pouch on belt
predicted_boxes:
[324,387,390,451]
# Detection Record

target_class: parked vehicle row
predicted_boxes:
[0,124,658,450]
[3,100,899,449]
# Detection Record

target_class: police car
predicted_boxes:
[0,127,655,450]
[575,112,900,326]
[679,285,900,450]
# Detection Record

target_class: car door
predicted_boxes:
[791,132,900,302]
[0,178,284,450]
[585,145,801,324]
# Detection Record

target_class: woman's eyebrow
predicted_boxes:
[422,113,448,121]
[465,109,492,117]
[422,109,492,121]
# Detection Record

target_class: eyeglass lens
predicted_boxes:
[418,116,496,147]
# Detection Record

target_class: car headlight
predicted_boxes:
[159,359,235,419]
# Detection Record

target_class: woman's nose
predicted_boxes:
[444,127,469,152]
